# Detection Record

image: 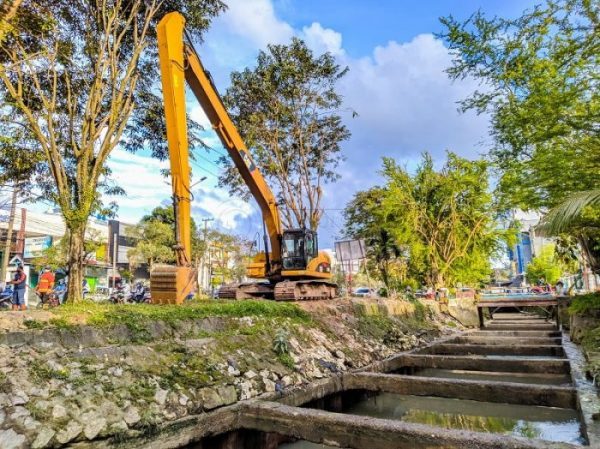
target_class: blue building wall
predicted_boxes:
[508,232,533,275]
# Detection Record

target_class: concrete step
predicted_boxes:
[345,372,577,409]
[388,353,570,374]
[473,330,561,338]
[420,343,565,357]
[485,324,557,331]
[452,336,563,346]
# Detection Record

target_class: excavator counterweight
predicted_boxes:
[152,12,337,302]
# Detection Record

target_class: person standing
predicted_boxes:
[9,265,27,311]
[36,266,55,306]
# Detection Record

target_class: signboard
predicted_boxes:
[8,255,24,266]
[334,239,366,262]
[24,236,52,258]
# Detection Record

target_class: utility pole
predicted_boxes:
[0,185,18,284]
[112,233,118,291]
[200,218,214,292]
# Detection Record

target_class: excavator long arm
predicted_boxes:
[156,12,283,268]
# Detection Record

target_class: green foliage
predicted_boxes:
[23,319,46,330]
[344,187,407,291]
[568,293,600,315]
[127,219,176,268]
[525,245,567,285]
[272,328,290,355]
[29,360,70,382]
[53,299,311,330]
[440,0,600,271]
[346,152,510,288]
[204,229,251,284]
[277,353,295,370]
[220,38,350,230]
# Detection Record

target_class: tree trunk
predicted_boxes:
[0,186,17,283]
[66,226,85,302]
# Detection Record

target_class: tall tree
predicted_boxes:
[0,0,22,42]
[440,0,599,269]
[0,0,225,301]
[381,153,507,288]
[344,187,409,290]
[219,38,350,230]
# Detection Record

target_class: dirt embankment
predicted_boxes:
[0,298,457,448]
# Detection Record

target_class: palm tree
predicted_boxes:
[538,190,600,236]
[538,190,600,273]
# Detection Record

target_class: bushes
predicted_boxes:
[568,293,600,315]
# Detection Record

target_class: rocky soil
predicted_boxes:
[0,298,457,448]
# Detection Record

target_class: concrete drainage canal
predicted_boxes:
[130,313,600,449]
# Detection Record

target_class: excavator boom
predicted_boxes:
[153,12,336,302]
[157,13,283,272]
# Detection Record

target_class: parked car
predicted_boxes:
[352,287,375,298]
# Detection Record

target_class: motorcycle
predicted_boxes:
[110,284,128,304]
[130,282,151,303]
[36,290,61,308]
[0,285,13,309]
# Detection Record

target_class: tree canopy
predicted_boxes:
[0,0,225,301]
[345,153,514,289]
[440,0,599,273]
[219,38,350,230]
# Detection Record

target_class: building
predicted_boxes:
[0,208,140,292]
[506,214,555,281]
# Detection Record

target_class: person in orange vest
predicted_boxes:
[36,266,55,307]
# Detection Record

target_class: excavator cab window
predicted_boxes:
[282,229,318,270]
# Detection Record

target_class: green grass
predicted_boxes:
[29,360,70,382]
[277,352,295,370]
[23,319,46,329]
[53,299,311,331]
[581,327,600,353]
[569,293,600,315]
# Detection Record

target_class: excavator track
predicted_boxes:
[218,280,337,301]
[218,282,275,300]
[274,280,337,301]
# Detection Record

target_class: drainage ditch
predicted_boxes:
[127,312,600,449]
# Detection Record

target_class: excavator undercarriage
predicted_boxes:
[218,280,337,301]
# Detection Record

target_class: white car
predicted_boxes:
[352,287,375,298]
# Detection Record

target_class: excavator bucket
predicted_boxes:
[150,265,197,305]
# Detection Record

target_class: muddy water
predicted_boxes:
[341,393,584,445]
[415,368,572,386]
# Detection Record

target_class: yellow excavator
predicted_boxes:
[151,12,337,303]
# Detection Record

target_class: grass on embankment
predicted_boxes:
[30,299,312,330]
[568,293,600,377]
[568,292,600,315]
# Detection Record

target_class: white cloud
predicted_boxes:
[191,185,255,230]
[217,0,293,48]
[301,23,344,56]
[339,34,489,170]
[105,149,171,223]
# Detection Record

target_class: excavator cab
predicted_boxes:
[282,229,318,270]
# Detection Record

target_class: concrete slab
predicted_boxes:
[240,401,581,449]
[385,354,571,374]
[419,343,565,357]
[451,336,563,346]
[344,373,577,409]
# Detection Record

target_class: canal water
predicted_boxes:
[415,368,572,385]
[337,392,584,445]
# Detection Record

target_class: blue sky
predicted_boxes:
[106,0,536,248]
